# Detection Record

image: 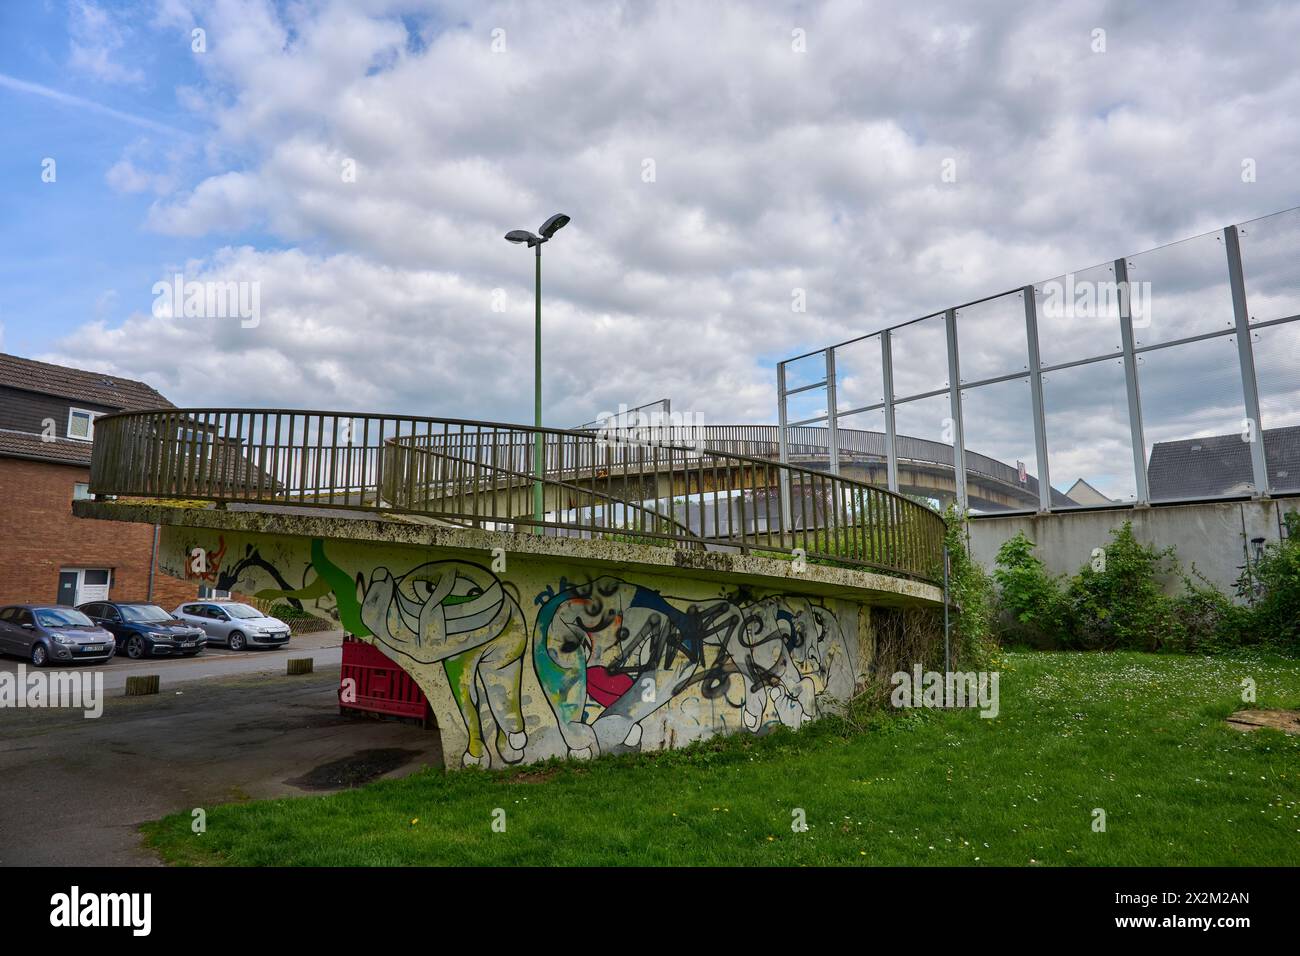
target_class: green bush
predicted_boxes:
[986,514,1300,656]
[269,602,313,620]
[1230,511,1300,652]
[992,531,1066,648]
[1061,523,1178,651]
[1166,569,1241,654]
[942,505,998,670]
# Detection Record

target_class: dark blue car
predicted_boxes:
[77,601,207,659]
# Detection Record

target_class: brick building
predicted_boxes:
[0,353,198,608]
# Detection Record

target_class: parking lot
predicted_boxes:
[0,631,444,866]
[0,628,345,692]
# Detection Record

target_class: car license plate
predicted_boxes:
[181,641,196,648]
[83,645,103,653]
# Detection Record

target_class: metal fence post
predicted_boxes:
[882,331,899,493]
[942,546,951,676]
[945,308,968,512]
[1023,285,1053,512]
[776,362,793,531]
[1116,257,1150,504]
[1224,225,1271,497]
[825,347,840,476]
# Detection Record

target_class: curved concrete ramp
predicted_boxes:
[76,499,940,769]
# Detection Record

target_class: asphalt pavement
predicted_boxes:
[0,632,444,866]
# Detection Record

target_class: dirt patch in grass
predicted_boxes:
[1225,709,1300,735]
[287,748,423,790]
[499,768,560,784]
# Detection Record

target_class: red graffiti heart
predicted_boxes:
[586,666,634,707]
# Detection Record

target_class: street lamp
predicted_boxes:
[505,213,570,531]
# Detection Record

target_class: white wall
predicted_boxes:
[966,497,1299,596]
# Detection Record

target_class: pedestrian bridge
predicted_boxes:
[81,407,946,769]
[587,423,1065,512]
[89,408,948,582]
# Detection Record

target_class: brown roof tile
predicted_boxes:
[0,353,173,412]
[0,429,93,466]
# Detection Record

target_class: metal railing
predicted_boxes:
[416,421,1048,508]
[89,408,946,582]
[580,422,1032,486]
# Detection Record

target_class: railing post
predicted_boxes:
[1224,225,1271,497]
[882,331,899,493]
[1023,285,1053,512]
[1116,257,1150,504]
[944,308,968,512]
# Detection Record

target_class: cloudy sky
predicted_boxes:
[2,0,1298,500]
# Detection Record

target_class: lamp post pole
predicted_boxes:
[505,214,570,536]
[533,242,543,529]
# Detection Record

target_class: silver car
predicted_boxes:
[0,605,116,666]
[171,601,291,651]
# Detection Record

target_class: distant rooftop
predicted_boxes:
[1148,426,1300,499]
[0,353,173,467]
[0,352,171,413]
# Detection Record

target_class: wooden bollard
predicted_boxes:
[125,675,160,696]
[287,658,314,676]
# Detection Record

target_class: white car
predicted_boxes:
[171,601,291,651]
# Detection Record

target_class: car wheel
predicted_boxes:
[126,635,147,659]
[31,643,48,667]
[228,631,246,651]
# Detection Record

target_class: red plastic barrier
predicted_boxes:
[339,635,434,728]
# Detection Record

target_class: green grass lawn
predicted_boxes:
[143,650,1300,866]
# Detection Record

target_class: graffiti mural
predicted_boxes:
[356,561,529,766]
[532,578,845,758]
[158,528,863,769]
[254,540,529,768]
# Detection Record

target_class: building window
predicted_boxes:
[72,482,92,501]
[67,408,99,441]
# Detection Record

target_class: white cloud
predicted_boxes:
[105,138,191,195]
[50,0,1300,495]
[68,1,146,86]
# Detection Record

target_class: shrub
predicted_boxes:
[1061,522,1176,651]
[1166,568,1242,654]
[269,602,313,620]
[848,606,946,717]
[985,516,1296,656]
[992,532,1066,648]
[942,505,997,670]
[1231,510,1300,652]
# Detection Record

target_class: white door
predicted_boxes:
[62,568,111,604]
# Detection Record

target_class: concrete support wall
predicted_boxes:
[967,497,1299,594]
[156,525,904,770]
